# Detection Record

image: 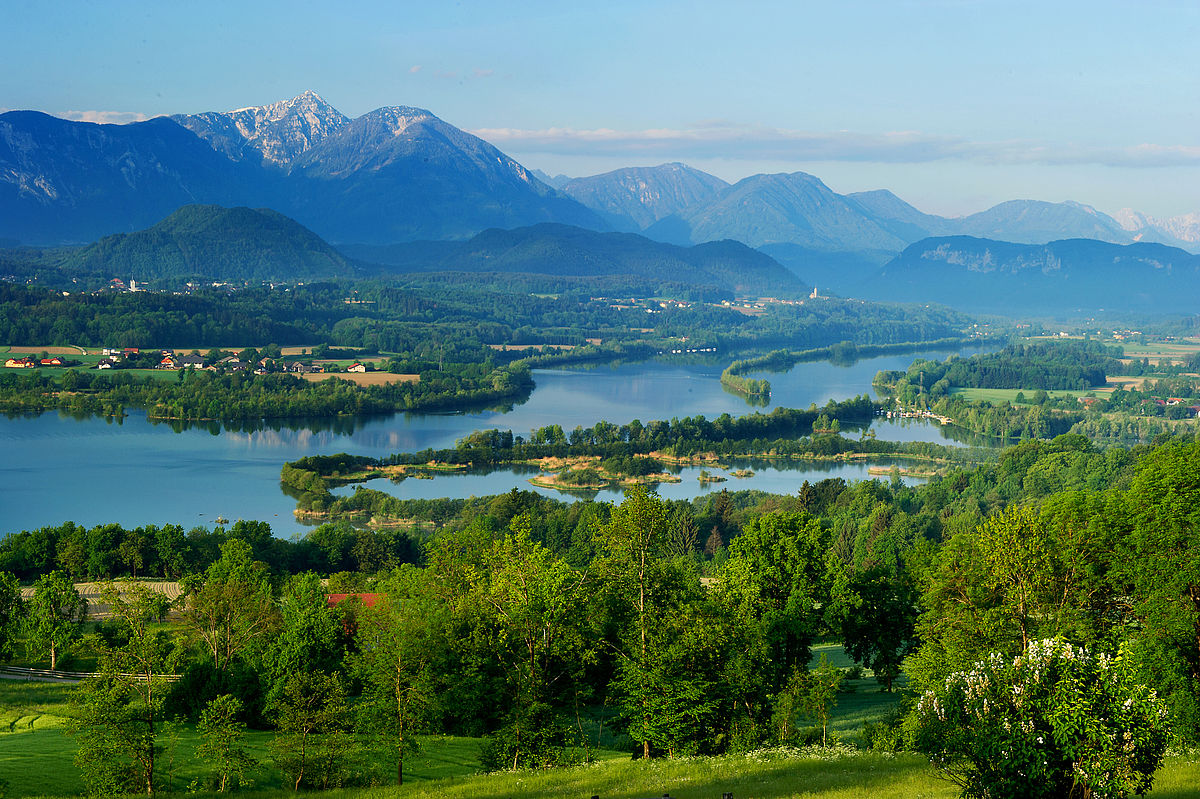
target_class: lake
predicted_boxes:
[0,346,990,537]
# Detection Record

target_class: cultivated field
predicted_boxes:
[18,581,182,618]
[1120,339,1200,365]
[300,372,419,386]
[949,374,1154,405]
[1,345,87,355]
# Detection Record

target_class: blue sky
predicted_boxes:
[5,0,1199,217]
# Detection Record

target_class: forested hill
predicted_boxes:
[58,204,362,284]
[870,235,1200,313]
[341,223,810,298]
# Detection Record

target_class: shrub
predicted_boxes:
[914,639,1170,799]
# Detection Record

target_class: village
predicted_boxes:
[4,347,373,375]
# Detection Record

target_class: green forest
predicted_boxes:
[3,431,1200,797]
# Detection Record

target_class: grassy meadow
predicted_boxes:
[7,671,1196,799]
[949,387,1098,404]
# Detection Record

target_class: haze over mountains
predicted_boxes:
[559,164,1199,255]
[2,91,1198,314]
[869,236,1200,314]
[344,222,806,298]
[0,91,602,245]
[3,203,801,299]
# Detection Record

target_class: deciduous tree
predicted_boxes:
[25,570,86,669]
[197,694,256,792]
[353,567,447,785]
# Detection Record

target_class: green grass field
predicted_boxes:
[2,679,1198,798]
[949,387,1097,404]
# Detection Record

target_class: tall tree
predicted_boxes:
[1118,442,1200,739]
[477,515,591,769]
[196,694,257,792]
[353,566,447,785]
[826,564,918,691]
[67,675,153,796]
[96,581,177,795]
[718,511,831,728]
[261,572,343,705]
[181,540,278,673]
[269,671,354,791]
[25,570,87,669]
[595,486,683,759]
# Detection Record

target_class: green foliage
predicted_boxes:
[914,639,1170,799]
[268,671,355,791]
[352,567,447,784]
[908,503,1120,690]
[180,541,278,675]
[0,570,23,662]
[196,694,257,792]
[719,510,831,724]
[798,654,845,748]
[24,570,87,669]
[90,580,179,794]
[476,519,593,769]
[1116,441,1200,739]
[261,572,344,707]
[65,676,152,797]
[827,565,918,691]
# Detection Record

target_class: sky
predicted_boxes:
[4,0,1199,218]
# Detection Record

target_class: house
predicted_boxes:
[102,347,122,357]
[39,356,65,366]
[4,356,37,368]
[157,355,180,370]
[97,357,119,369]
[123,348,140,357]
[347,362,367,373]
[177,354,206,368]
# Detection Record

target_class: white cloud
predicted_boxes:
[470,123,1200,169]
[409,65,422,74]
[59,110,152,125]
[472,68,494,79]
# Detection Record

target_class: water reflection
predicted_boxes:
[331,456,931,506]
[2,347,999,537]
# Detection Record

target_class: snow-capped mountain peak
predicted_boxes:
[1116,208,1200,247]
[174,91,349,167]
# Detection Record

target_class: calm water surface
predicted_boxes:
[0,347,990,537]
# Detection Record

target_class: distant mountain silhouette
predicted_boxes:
[867,236,1200,313]
[342,222,808,297]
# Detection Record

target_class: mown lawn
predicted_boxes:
[3,676,1198,799]
[949,387,1097,404]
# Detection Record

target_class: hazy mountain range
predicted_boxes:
[868,236,1200,314]
[0,91,602,245]
[3,92,1194,259]
[556,163,1199,256]
[1,203,802,298]
[3,91,1199,315]
[344,221,806,298]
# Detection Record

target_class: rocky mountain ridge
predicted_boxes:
[0,93,603,245]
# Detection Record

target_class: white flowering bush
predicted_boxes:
[914,639,1170,799]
